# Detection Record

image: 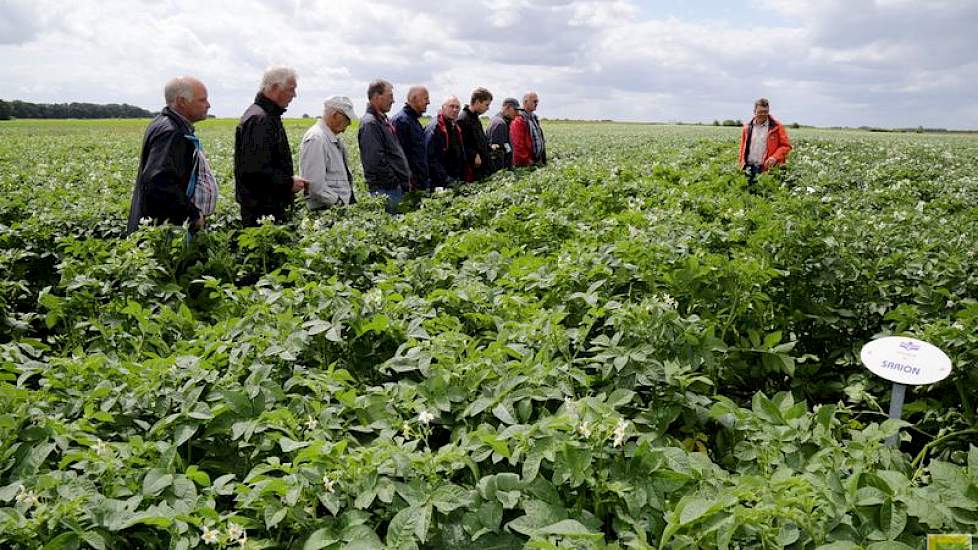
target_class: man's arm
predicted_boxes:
[770,125,793,165]
[510,117,533,167]
[425,127,447,186]
[358,122,394,186]
[459,115,479,165]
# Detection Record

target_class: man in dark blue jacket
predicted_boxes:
[127,76,210,234]
[424,96,465,188]
[391,86,430,191]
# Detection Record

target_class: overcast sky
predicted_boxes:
[2,0,977,128]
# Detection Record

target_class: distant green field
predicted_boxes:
[2,118,978,549]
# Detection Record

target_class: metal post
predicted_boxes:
[885,382,907,447]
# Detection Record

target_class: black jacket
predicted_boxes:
[358,105,411,190]
[487,113,513,172]
[126,107,198,234]
[457,105,490,180]
[234,93,294,220]
[391,104,428,189]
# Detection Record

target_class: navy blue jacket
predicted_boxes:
[391,104,428,189]
[424,114,465,187]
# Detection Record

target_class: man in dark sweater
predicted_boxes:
[456,87,493,181]
[234,66,308,226]
[358,79,411,212]
[127,76,211,234]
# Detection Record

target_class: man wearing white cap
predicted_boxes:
[299,96,358,209]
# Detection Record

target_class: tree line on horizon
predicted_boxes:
[0,99,153,120]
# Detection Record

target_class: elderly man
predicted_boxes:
[234,66,308,226]
[738,98,792,183]
[391,86,430,191]
[127,76,211,234]
[299,97,358,210]
[424,96,465,188]
[510,91,547,167]
[358,79,411,212]
[488,97,519,173]
[456,87,493,181]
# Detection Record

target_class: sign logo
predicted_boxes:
[899,341,921,352]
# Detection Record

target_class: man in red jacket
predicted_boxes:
[511,91,546,167]
[738,98,792,183]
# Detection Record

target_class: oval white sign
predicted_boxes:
[860,336,952,385]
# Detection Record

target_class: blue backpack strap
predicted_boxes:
[184,133,202,241]
[185,134,202,200]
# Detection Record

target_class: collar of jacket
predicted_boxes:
[317,119,340,143]
[437,113,456,133]
[365,104,388,122]
[749,116,779,132]
[161,106,194,134]
[254,93,286,117]
[401,104,422,119]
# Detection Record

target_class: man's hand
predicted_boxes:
[474,154,482,168]
[291,176,309,193]
[193,215,205,230]
[764,158,778,170]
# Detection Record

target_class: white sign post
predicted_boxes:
[859,336,952,447]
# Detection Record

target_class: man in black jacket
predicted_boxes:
[234,66,308,226]
[127,76,211,235]
[358,79,411,212]
[456,87,493,181]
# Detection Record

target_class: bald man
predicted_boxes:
[127,76,211,234]
[510,91,547,167]
[424,96,465,188]
[391,85,430,190]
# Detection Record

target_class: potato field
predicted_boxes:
[1,119,978,549]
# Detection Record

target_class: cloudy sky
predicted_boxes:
[2,0,977,128]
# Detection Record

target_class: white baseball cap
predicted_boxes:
[324,96,358,121]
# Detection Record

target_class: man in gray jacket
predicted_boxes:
[299,96,358,210]
[357,79,411,212]
[488,97,519,172]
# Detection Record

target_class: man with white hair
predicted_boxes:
[299,96,358,209]
[424,96,465,188]
[234,66,308,226]
[391,85,430,190]
[510,91,547,167]
[127,76,211,234]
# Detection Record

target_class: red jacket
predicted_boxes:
[738,117,792,170]
[510,113,534,167]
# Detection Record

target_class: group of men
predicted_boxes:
[127,66,790,233]
[126,67,549,231]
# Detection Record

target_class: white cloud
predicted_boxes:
[1,0,976,128]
